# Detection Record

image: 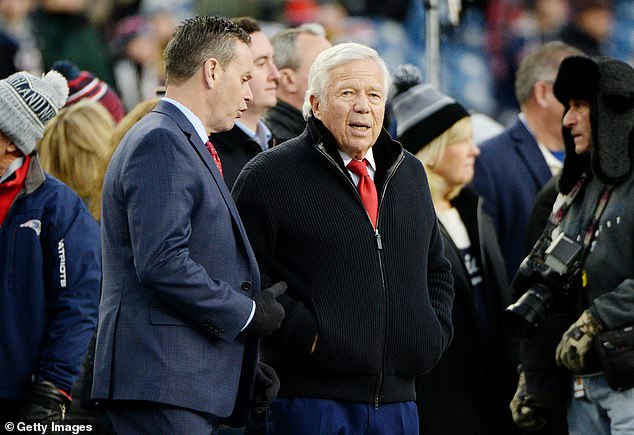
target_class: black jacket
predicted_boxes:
[233,117,454,404]
[262,100,306,144]
[210,125,275,190]
[416,187,518,435]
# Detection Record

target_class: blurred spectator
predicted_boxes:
[489,0,569,122]
[472,41,582,283]
[38,99,115,221]
[0,31,18,78]
[0,0,42,75]
[196,0,265,20]
[0,70,101,426]
[392,66,517,434]
[558,0,614,56]
[52,60,126,122]
[139,0,194,22]
[32,0,115,85]
[109,15,164,111]
[264,23,331,144]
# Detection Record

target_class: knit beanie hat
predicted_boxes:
[0,70,68,155]
[391,64,469,154]
[553,55,634,192]
[52,60,125,122]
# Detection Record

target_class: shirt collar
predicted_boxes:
[235,120,272,151]
[162,97,209,146]
[338,147,376,172]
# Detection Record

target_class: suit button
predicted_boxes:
[241,281,252,291]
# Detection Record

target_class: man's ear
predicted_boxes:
[534,80,552,109]
[279,68,297,93]
[204,58,219,88]
[310,94,321,119]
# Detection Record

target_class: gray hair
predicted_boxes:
[514,41,582,105]
[302,42,391,119]
[271,23,327,71]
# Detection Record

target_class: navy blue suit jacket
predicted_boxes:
[92,100,260,421]
[471,118,553,280]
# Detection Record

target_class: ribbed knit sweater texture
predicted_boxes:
[233,117,454,404]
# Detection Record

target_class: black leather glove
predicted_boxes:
[21,380,71,423]
[243,282,286,338]
[252,361,280,414]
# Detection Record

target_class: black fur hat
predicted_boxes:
[553,55,634,193]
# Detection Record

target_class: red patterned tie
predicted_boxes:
[205,139,223,177]
[346,159,378,228]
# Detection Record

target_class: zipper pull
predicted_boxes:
[375,229,383,250]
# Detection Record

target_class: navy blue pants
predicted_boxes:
[266,397,418,435]
[105,400,218,435]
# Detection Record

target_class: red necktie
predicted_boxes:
[205,139,223,177]
[347,159,378,228]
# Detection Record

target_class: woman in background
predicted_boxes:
[392,65,518,435]
[38,98,114,221]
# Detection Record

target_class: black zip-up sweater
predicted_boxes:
[233,117,454,404]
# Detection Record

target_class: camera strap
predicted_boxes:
[546,171,614,261]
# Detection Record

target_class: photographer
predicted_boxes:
[507,55,634,434]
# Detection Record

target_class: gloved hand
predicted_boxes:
[252,361,280,414]
[555,309,604,373]
[21,380,71,423]
[510,371,547,431]
[243,282,287,338]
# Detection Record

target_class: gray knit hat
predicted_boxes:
[391,64,469,154]
[0,70,69,155]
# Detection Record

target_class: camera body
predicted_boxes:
[505,232,584,338]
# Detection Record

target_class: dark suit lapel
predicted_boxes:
[153,101,258,267]
[510,119,553,186]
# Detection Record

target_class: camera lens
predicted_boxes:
[504,284,553,338]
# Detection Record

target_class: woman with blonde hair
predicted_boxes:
[392,65,519,435]
[38,98,115,221]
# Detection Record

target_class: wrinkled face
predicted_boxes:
[207,41,253,133]
[0,131,19,176]
[247,31,280,114]
[563,99,592,155]
[432,127,480,188]
[311,59,385,160]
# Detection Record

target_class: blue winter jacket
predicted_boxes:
[0,156,101,399]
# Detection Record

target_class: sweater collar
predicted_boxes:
[306,116,403,175]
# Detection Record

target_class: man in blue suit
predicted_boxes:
[471,41,581,280]
[92,16,286,434]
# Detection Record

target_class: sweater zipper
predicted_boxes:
[317,143,405,409]
[372,151,403,409]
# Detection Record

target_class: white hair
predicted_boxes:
[302,42,391,119]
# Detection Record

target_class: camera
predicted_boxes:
[504,232,584,338]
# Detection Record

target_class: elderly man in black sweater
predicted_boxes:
[233,42,454,434]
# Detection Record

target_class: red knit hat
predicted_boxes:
[52,60,125,122]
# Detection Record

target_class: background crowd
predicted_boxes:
[2,0,634,123]
[1,1,634,435]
